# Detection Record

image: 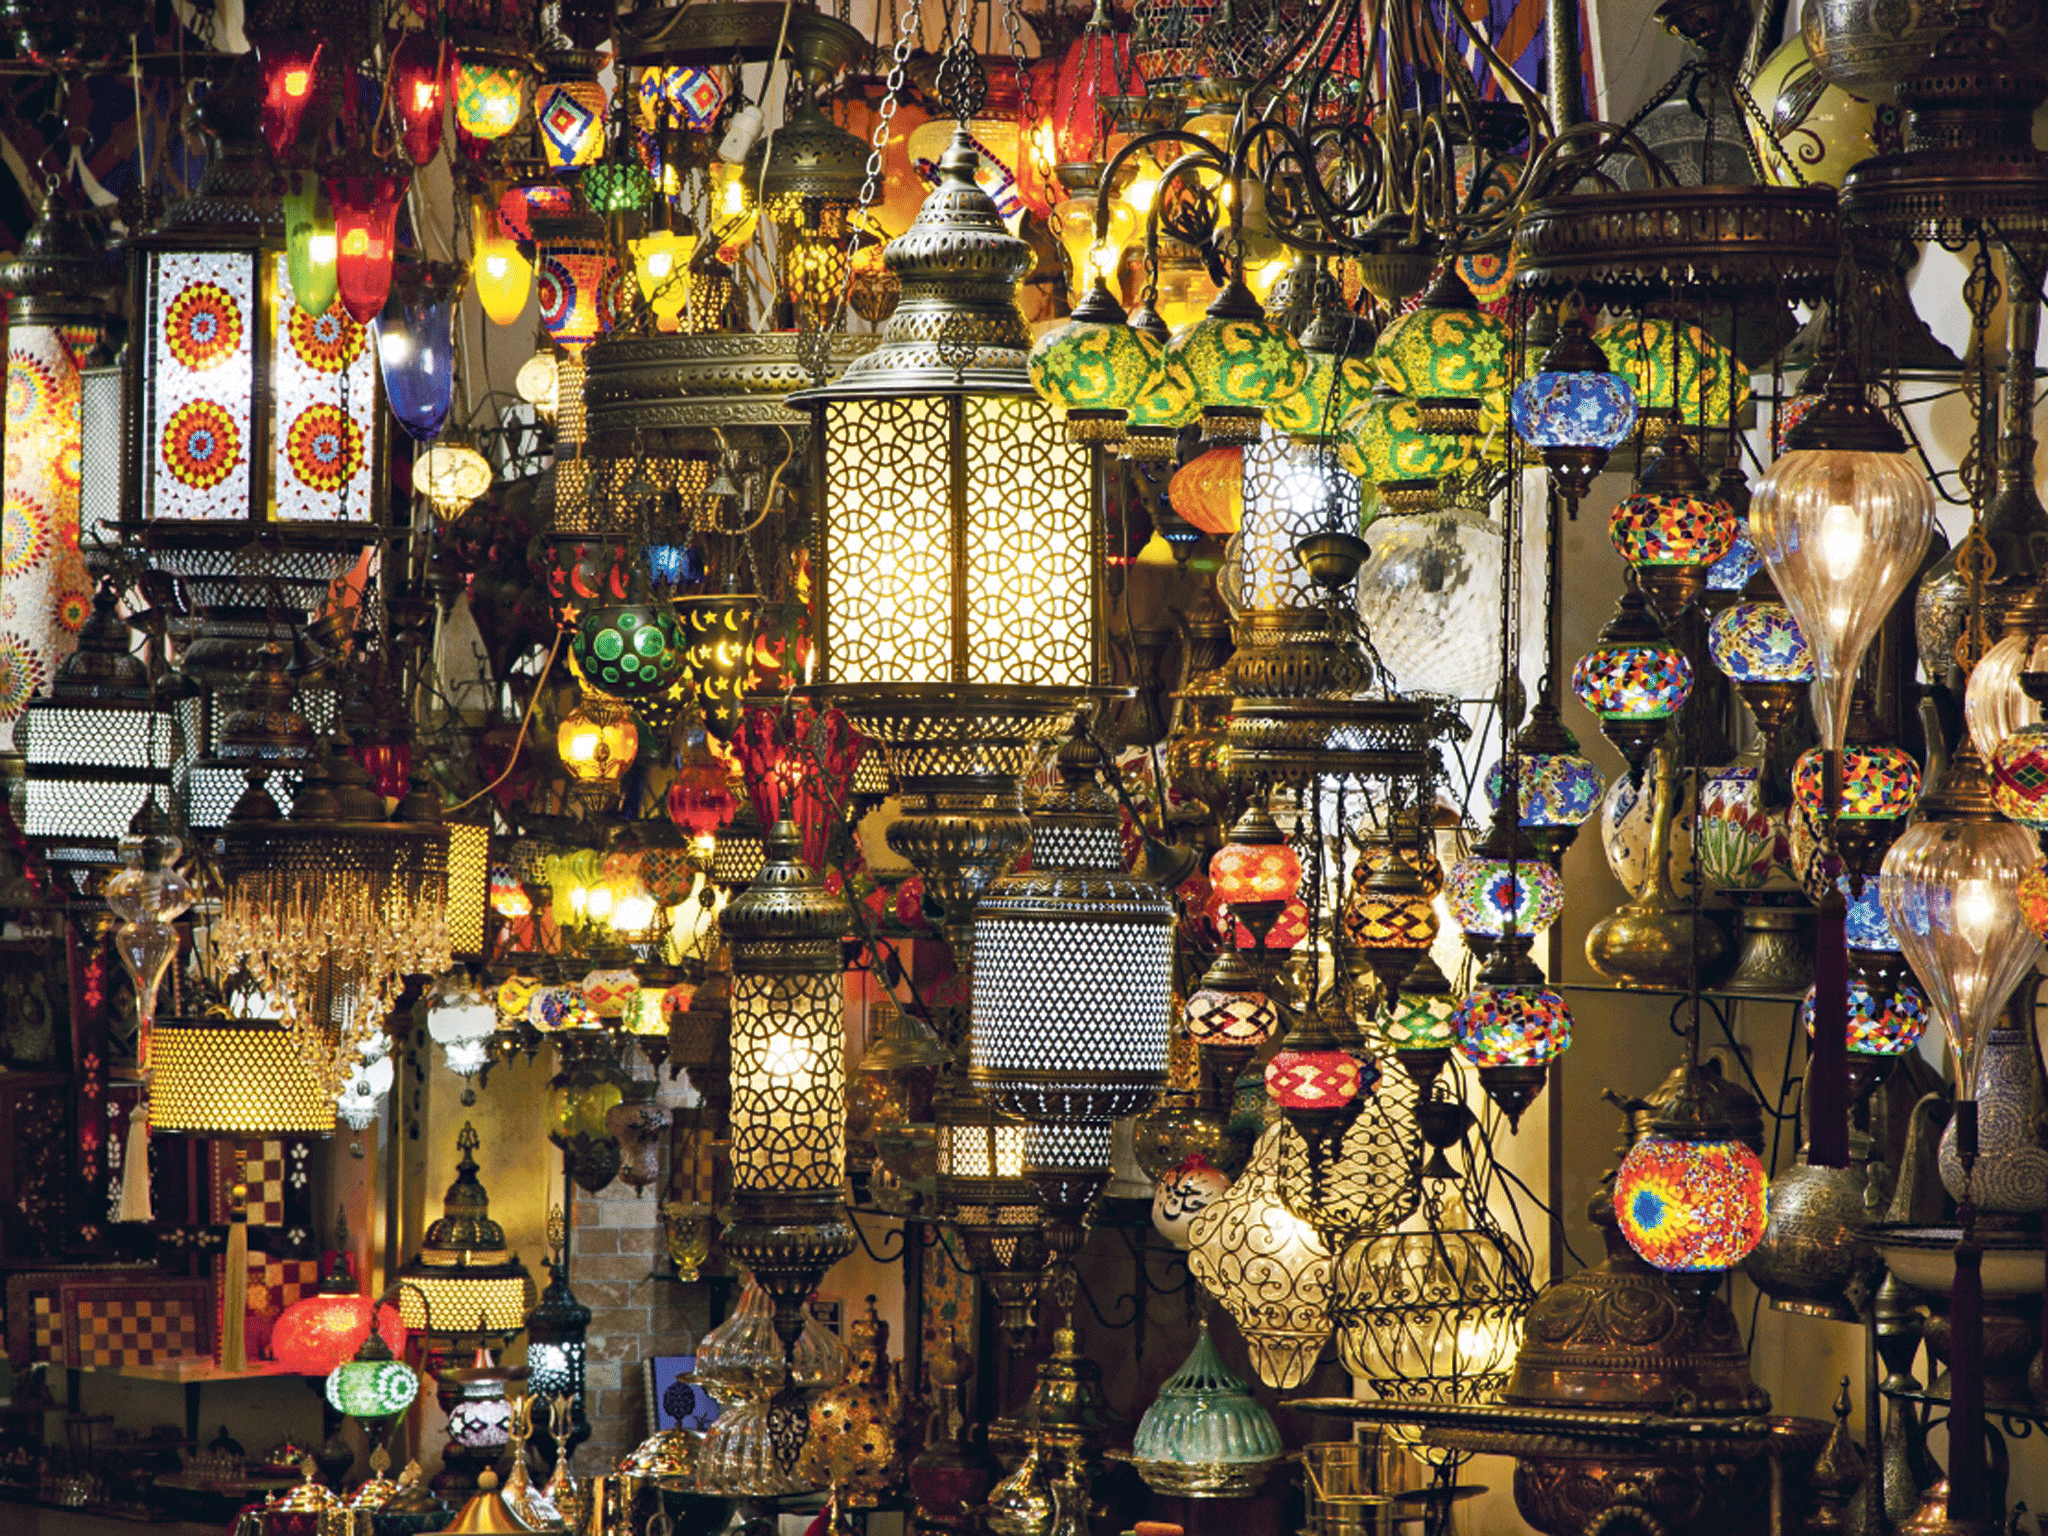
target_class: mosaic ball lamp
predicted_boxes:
[571,587,686,701]
[1028,281,1166,443]
[1571,637,1694,726]
[1609,490,1737,580]
[1991,722,2048,829]
[1268,346,1376,443]
[1372,267,1509,436]
[1708,602,1814,684]
[1444,849,1565,939]
[325,1332,420,1420]
[1792,743,1920,821]
[536,72,608,171]
[1799,972,1929,1056]
[1210,805,1302,948]
[1340,385,1473,509]
[1184,975,1279,1051]
[1508,311,1638,492]
[1453,981,1572,1072]
[1229,896,1309,951]
[454,51,531,141]
[1614,1135,1769,1273]
[1382,952,1460,1088]
[1484,750,1604,832]
[1591,316,1750,430]
[273,1291,407,1376]
[1847,878,1901,950]
[1707,516,1762,591]
[1165,280,1311,446]
[1120,344,1201,460]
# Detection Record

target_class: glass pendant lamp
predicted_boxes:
[1750,361,1936,762]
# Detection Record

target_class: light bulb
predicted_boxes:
[762,1032,809,1077]
[1955,877,2000,950]
[645,250,673,278]
[612,893,658,932]
[284,68,310,96]
[484,252,509,280]
[1817,499,1862,581]
[308,233,336,265]
[377,331,410,367]
[585,887,615,922]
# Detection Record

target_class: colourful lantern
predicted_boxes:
[1792,742,1919,821]
[258,33,323,158]
[1614,1136,1769,1273]
[488,865,532,920]
[1452,978,1572,1071]
[557,701,638,784]
[1707,517,1762,591]
[572,583,686,700]
[2021,862,2048,943]
[1184,980,1278,1049]
[325,165,409,326]
[325,1335,420,1420]
[631,229,698,332]
[283,171,338,319]
[391,33,446,167]
[1847,878,1900,950]
[1166,280,1311,446]
[637,65,723,130]
[537,72,608,169]
[471,197,533,327]
[454,51,531,141]
[536,220,617,354]
[1484,747,1603,831]
[273,1289,406,1376]
[1228,896,1308,950]
[1800,972,1929,1056]
[1707,601,1813,683]
[1991,723,2048,829]
[1339,385,1472,508]
[1209,803,1302,948]
[1371,268,1509,435]
[1339,848,1439,956]
[1168,447,1243,536]
[1444,851,1564,939]
[1120,342,1201,459]
[1509,312,1638,478]
[1592,316,1751,430]
[667,739,738,848]
[1571,636,1694,723]
[1384,970,1459,1057]
[1027,283,1164,442]
[1265,1047,1368,1110]
[1609,490,1737,574]
[1049,24,1141,166]
[1268,347,1376,443]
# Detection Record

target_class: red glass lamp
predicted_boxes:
[272,1237,406,1376]
[326,163,411,325]
[258,33,324,159]
[1210,802,1301,954]
[391,33,446,168]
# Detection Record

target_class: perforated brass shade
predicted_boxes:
[149,1020,337,1135]
[398,1123,531,1338]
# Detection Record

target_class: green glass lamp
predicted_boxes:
[1371,267,1509,437]
[1027,277,1164,443]
[1165,277,1310,447]
[1340,384,1475,515]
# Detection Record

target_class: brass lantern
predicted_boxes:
[397,1122,533,1351]
[718,818,857,1352]
[792,129,1101,984]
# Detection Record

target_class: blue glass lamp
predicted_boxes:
[375,260,462,443]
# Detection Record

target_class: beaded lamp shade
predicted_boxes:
[149,1019,337,1134]
[397,1122,532,1339]
[972,722,1173,1244]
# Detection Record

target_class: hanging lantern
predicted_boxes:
[1167,446,1244,536]
[454,48,533,141]
[1165,277,1311,446]
[556,697,639,790]
[1964,624,2048,760]
[1340,842,1440,999]
[1028,280,1164,443]
[413,434,494,520]
[257,32,324,159]
[1607,434,1737,621]
[536,58,609,170]
[274,1241,406,1376]
[571,571,686,701]
[549,1031,631,1193]
[971,721,1174,1256]
[934,1072,1047,1346]
[1371,267,1509,436]
[472,196,534,327]
[1452,936,1572,1127]
[1707,597,1814,734]
[1340,385,1472,513]
[1799,971,1929,1057]
[326,1326,420,1421]
[1445,809,1566,944]
[1484,704,1604,856]
[396,1122,533,1345]
[719,819,856,1350]
[150,1019,337,1135]
[1118,307,1201,460]
[1571,578,1694,770]
[1510,308,1637,497]
[1268,309,1377,445]
[325,163,409,328]
[1591,315,1750,435]
[534,214,617,354]
[1751,360,1936,760]
[1792,741,1920,823]
[1381,953,1460,1086]
[1188,1124,1332,1390]
[1879,752,2045,1114]
[743,83,869,335]
[283,170,338,318]
[630,227,698,332]
[1209,802,1302,952]
[391,32,446,167]
[1130,1320,1283,1497]
[1612,1063,1770,1274]
[375,260,461,443]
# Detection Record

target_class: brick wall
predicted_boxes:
[567,1067,713,1474]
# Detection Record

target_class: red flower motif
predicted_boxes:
[285,404,363,492]
[166,281,244,371]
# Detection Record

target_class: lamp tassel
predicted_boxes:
[221,1161,250,1372]
[115,1099,152,1224]
[1807,885,1849,1168]
[1949,1101,1983,1525]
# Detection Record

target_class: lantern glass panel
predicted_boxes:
[729,970,845,1194]
[144,251,256,521]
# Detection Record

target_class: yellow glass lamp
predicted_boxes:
[1027,278,1165,443]
[631,228,699,331]
[515,350,559,425]
[413,435,494,520]
[1371,266,1509,437]
[454,50,532,142]
[1165,277,1311,447]
[557,698,638,786]
[1053,190,1137,292]
[472,198,533,327]
[1120,319,1201,460]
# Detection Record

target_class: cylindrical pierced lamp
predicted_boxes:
[397,1122,532,1352]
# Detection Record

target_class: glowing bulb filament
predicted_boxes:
[1954,877,2000,950]
[1817,499,1863,582]
[284,69,310,96]
[761,1032,810,1077]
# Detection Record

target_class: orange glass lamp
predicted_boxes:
[1211,802,1301,957]
[273,1226,406,1376]
[557,696,638,799]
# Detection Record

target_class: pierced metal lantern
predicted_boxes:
[397,1122,533,1347]
[792,127,1103,973]
[149,1018,337,1135]
[970,721,1173,1258]
[933,1070,1046,1347]
[525,1208,591,1457]
[718,818,856,1351]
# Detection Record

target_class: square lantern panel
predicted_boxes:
[728,970,845,1195]
[817,393,1093,689]
[18,702,179,862]
[78,364,124,552]
[140,251,380,527]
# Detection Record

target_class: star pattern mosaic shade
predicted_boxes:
[1510,366,1636,450]
[1707,601,1814,683]
[1613,1135,1768,1273]
[1800,973,1929,1056]
[1485,751,1604,829]
[1792,743,1920,821]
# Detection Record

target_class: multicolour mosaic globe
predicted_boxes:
[1708,602,1814,683]
[1991,722,2048,829]
[1591,317,1751,427]
[1571,641,1693,720]
[1167,314,1310,416]
[1339,389,1474,484]
[1792,743,1919,821]
[454,58,529,140]
[1383,989,1458,1053]
[1800,973,1929,1056]
[1609,492,1737,569]
[1266,1047,1369,1109]
[1614,1135,1768,1272]
[1267,351,1376,441]
[1228,896,1308,950]
[637,65,723,129]
[2021,862,2048,943]
[326,1356,419,1419]
[1445,852,1565,937]
[1706,516,1760,591]
[1184,985,1278,1047]
[1846,878,1900,950]
[1696,765,1788,891]
[1374,302,1509,404]
[537,77,608,169]
[1029,316,1162,419]
[1509,368,1637,450]
[1485,750,1604,829]
[1452,984,1572,1068]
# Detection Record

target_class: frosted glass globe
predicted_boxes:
[1356,508,1504,700]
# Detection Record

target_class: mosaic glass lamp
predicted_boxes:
[1446,804,1566,948]
[1451,935,1572,1128]
[1339,383,1471,515]
[1571,578,1695,771]
[1708,596,1815,734]
[453,46,532,141]
[1799,971,1929,1057]
[1381,952,1460,1089]
[1372,266,1509,437]
[1510,308,1637,498]
[1165,277,1311,447]
[1484,703,1604,858]
[1608,433,1737,621]
[1591,315,1750,436]
[1613,1063,1769,1274]
[1028,279,1164,443]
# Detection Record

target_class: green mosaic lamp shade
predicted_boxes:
[326,1353,420,1420]
[1120,350,1203,460]
[1339,386,1475,512]
[1592,315,1751,430]
[1267,349,1375,442]
[1164,279,1309,447]
[1028,281,1165,444]
[1371,269,1508,435]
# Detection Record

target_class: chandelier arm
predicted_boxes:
[1089,128,1234,270]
